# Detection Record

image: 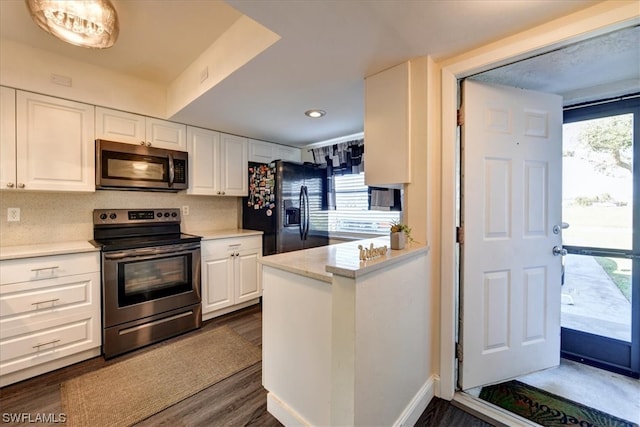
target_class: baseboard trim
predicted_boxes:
[394,374,436,427]
[453,391,541,427]
[267,392,313,427]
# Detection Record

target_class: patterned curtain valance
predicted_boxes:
[311,138,364,175]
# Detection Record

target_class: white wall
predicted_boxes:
[0,40,166,118]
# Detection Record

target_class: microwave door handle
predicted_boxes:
[168,153,175,187]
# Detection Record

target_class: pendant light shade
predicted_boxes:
[25,0,119,49]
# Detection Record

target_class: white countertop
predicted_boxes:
[0,229,262,261]
[0,240,100,260]
[260,237,429,283]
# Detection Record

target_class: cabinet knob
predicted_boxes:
[17,183,25,188]
[140,141,145,145]
[6,182,14,188]
[222,191,226,195]
[217,191,221,195]
[146,142,152,147]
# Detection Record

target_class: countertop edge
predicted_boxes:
[189,229,263,240]
[1,229,263,260]
[326,245,430,279]
[260,258,333,283]
[0,241,100,261]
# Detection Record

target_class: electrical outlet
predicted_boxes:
[182,205,190,216]
[7,208,20,222]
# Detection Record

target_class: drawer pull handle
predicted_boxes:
[33,339,60,350]
[30,266,60,272]
[31,298,60,307]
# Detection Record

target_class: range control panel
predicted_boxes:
[93,209,181,225]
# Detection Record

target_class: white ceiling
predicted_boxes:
[2,0,636,147]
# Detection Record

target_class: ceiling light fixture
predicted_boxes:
[25,0,119,49]
[305,109,326,118]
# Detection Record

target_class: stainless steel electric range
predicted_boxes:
[91,208,202,358]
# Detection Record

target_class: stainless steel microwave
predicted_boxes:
[96,139,188,192]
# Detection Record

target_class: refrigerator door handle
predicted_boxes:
[303,185,310,240]
[299,185,305,240]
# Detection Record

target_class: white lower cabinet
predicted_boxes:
[0,252,101,387]
[201,236,262,321]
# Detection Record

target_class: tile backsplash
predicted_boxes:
[0,190,241,247]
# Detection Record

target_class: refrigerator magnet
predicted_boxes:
[266,209,273,217]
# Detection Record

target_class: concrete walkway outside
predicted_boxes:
[561,254,631,342]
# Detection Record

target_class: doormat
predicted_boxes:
[61,325,261,427]
[479,380,637,427]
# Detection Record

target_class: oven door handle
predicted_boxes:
[103,243,200,260]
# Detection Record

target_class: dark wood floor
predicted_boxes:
[0,305,493,426]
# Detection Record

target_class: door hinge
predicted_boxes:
[456,342,463,362]
[457,109,464,126]
[456,227,464,244]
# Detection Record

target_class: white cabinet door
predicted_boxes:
[0,87,16,190]
[220,133,248,196]
[201,236,262,318]
[16,91,95,192]
[146,117,186,150]
[275,145,302,162]
[187,126,220,195]
[248,139,275,163]
[248,139,302,163]
[202,255,235,313]
[96,107,186,150]
[235,249,261,304]
[364,61,411,185]
[95,107,145,145]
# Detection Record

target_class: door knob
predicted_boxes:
[552,246,567,256]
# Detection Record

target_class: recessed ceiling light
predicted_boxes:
[305,109,326,118]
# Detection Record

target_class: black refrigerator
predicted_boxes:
[243,160,329,256]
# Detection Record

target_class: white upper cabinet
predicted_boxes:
[96,107,186,151]
[248,139,301,163]
[0,87,16,191]
[187,126,220,196]
[220,133,248,196]
[248,139,274,163]
[364,61,411,185]
[187,128,248,196]
[275,145,302,162]
[6,91,95,192]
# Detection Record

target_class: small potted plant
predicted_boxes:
[390,220,413,250]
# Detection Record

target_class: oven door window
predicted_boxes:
[118,254,192,306]
[103,150,168,182]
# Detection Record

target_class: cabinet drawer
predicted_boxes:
[0,252,99,285]
[0,273,99,320]
[0,314,99,375]
[202,236,262,257]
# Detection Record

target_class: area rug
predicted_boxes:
[479,380,638,427]
[61,326,261,427]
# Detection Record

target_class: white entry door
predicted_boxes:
[460,80,563,390]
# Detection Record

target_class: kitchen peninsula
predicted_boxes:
[260,237,433,426]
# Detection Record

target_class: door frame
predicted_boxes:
[438,3,640,400]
